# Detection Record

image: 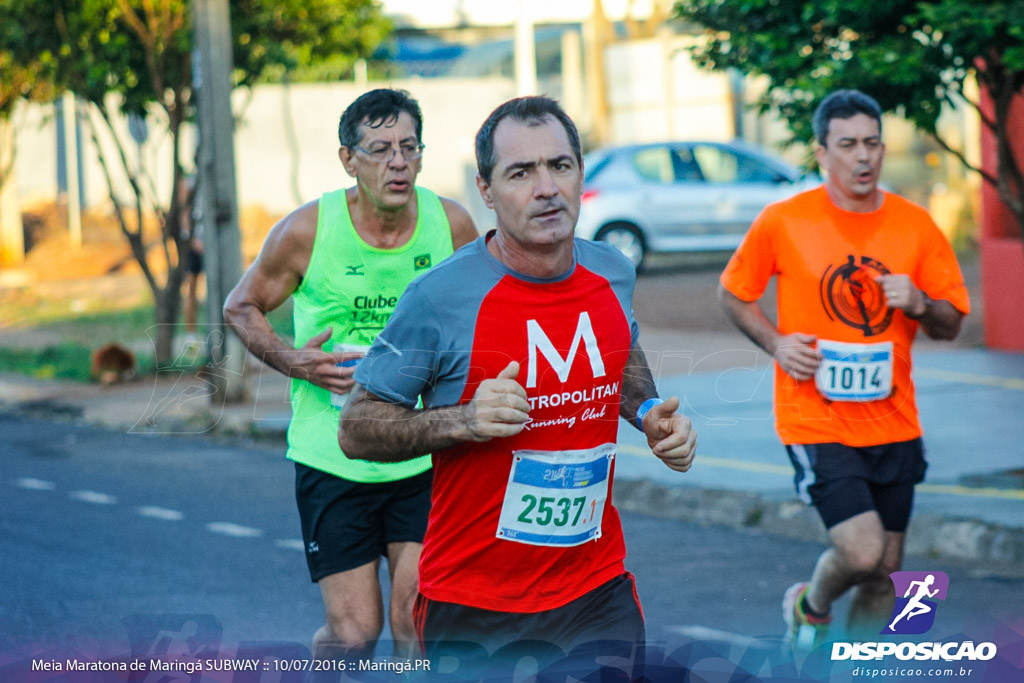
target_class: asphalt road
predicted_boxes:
[1,412,1020,681]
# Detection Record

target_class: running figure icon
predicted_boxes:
[888,574,939,631]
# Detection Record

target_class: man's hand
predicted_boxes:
[642,396,696,472]
[876,274,927,317]
[289,327,364,394]
[775,332,821,381]
[462,361,531,442]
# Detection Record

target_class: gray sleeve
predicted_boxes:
[579,240,640,344]
[354,283,444,407]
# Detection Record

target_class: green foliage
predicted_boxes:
[676,0,1022,136]
[676,0,1024,232]
[1,0,391,112]
[231,0,391,85]
[0,0,390,362]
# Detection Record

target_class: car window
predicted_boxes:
[631,148,675,184]
[671,146,703,182]
[692,145,783,184]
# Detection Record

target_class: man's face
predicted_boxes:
[477,115,582,249]
[339,111,421,211]
[815,113,885,208]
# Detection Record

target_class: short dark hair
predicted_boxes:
[813,90,883,146]
[338,89,423,149]
[475,96,582,184]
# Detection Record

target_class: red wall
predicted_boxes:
[979,85,1024,351]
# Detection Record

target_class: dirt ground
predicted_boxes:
[15,202,278,283]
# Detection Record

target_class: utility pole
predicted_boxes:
[62,92,82,250]
[192,0,248,403]
[584,0,611,145]
[514,0,538,96]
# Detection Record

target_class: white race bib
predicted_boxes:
[815,339,894,402]
[496,443,614,547]
[330,344,369,409]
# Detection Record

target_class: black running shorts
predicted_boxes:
[294,462,432,582]
[785,438,927,531]
[413,572,645,676]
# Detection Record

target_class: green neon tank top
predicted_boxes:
[287,186,453,481]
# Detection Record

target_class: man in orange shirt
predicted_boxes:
[718,90,969,649]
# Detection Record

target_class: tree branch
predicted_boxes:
[951,87,997,133]
[84,106,160,298]
[930,132,999,187]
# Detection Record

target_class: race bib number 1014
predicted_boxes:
[496,443,614,547]
[815,339,894,402]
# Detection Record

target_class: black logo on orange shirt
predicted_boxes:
[819,255,894,336]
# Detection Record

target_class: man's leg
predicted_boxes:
[847,530,905,638]
[804,510,888,616]
[386,541,423,659]
[380,469,432,658]
[296,463,392,660]
[314,561,384,660]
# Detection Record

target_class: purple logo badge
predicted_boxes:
[882,571,949,635]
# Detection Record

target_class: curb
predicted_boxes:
[612,480,1024,570]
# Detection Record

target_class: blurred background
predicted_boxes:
[0,0,1020,381]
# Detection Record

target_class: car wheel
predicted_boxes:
[595,223,646,270]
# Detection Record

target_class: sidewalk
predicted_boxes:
[1,328,1022,569]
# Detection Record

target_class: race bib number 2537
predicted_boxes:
[496,443,614,547]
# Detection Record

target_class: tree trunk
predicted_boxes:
[0,117,25,267]
[154,281,183,367]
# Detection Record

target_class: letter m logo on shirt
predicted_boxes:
[525,312,606,388]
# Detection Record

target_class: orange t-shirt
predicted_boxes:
[720,186,970,447]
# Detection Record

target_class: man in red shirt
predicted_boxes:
[338,96,697,669]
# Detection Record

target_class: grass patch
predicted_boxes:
[0,299,295,383]
[0,342,158,383]
[0,344,95,382]
[42,305,159,345]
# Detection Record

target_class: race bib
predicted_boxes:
[815,339,894,402]
[330,344,369,409]
[496,443,614,547]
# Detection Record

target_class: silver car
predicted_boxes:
[577,140,819,268]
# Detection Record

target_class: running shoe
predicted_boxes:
[782,582,832,651]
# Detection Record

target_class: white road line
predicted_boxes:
[69,490,117,505]
[206,522,264,538]
[275,539,305,551]
[16,477,56,491]
[138,506,185,521]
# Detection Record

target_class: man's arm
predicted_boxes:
[339,361,530,462]
[718,283,821,380]
[441,197,479,249]
[223,202,359,393]
[874,274,963,340]
[619,343,696,473]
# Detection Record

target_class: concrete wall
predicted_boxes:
[11,78,519,230]
[605,35,735,144]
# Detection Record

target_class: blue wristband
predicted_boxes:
[634,397,664,431]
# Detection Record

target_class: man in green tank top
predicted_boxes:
[224,89,477,660]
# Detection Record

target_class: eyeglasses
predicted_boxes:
[353,142,426,163]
